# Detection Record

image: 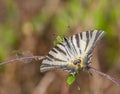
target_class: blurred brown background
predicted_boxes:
[0,0,120,94]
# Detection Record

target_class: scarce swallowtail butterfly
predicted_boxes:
[40,30,105,75]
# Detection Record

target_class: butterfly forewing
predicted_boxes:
[40,41,72,72]
[40,30,105,73]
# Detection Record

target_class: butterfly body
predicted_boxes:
[40,30,105,75]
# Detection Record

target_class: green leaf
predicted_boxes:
[53,35,64,46]
[56,35,64,42]
[66,74,76,86]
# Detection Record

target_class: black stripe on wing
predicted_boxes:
[47,53,67,62]
[64,38,71,49]
[84,31,90,51]
[90,30,93,37]
[63,38,74,58]
[70,36,78,54]
[64,37,75,53]
[80,33,83,39]
[86,30,105,54]
[59,42,72,59]
[73,33,82,54]
[48,54,66,62]
[44,41,70,62]
[51,48,58,53]
[91,30,105,50]
[93,30,101,44]
[54,45,66,56]
[40,63,64,68]
[46,56,53,61]
[40,65,63,72]
[75,34,80,48]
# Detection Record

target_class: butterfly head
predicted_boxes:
[72,58,84,70]
[72,56,91,71]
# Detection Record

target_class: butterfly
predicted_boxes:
[40,30,106,75]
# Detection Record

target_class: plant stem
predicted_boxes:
[88,66,120,87]
[0,56,46,66]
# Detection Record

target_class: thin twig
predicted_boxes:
[88,66,120,87]
[0,56,46,66]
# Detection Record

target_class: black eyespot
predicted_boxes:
[73,59,81,65]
